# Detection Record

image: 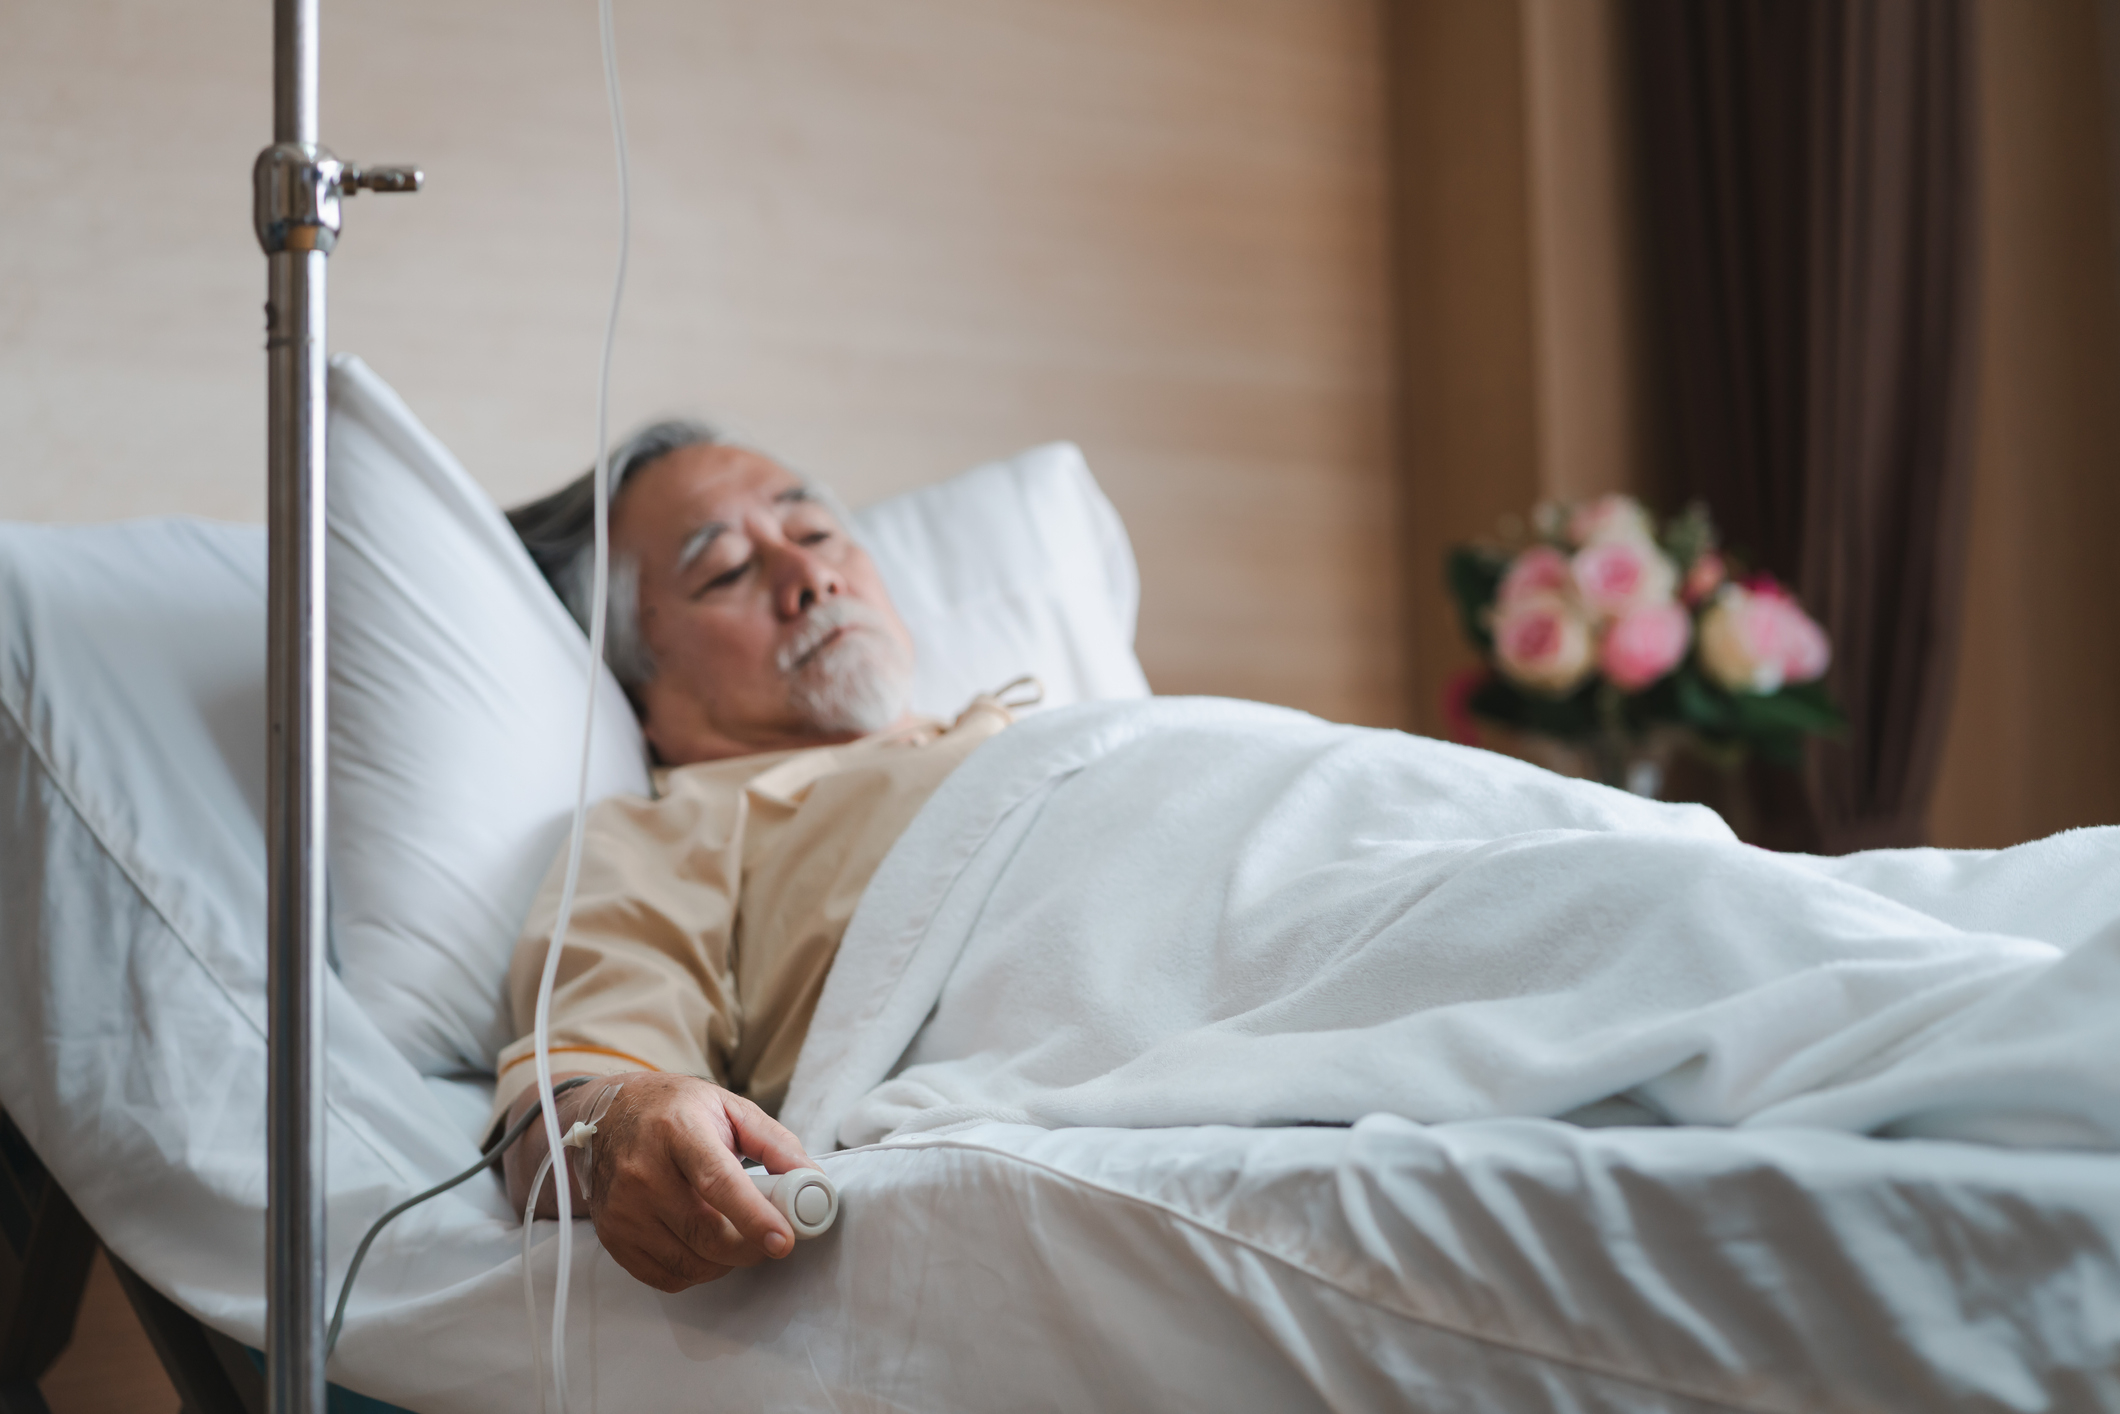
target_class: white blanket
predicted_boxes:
[785,698,2120,1154]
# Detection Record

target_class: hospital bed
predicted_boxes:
[5,354,2120,1411]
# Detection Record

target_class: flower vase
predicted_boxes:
[1589,730,1666,799]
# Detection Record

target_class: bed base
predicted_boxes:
[0,1107,260,1414]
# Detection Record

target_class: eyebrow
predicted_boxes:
[674,522,726,572]
[673,486,818,571]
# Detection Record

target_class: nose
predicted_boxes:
[771,538,844,621]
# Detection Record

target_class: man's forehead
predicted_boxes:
[645,443,805,510]
[638,451,822,569]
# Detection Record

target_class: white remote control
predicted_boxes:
[748,1167,838,1239]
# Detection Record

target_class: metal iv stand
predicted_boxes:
[251,3,419,1410]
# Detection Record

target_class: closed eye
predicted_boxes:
[696,560,751,595]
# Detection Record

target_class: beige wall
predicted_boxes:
[1928,0,2120,846]
[0,1,1403,727]
[19,1,2108,833]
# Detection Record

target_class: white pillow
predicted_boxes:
[327,355,653,1077]
[857,442,1151,716]
[328,356,1149,1076]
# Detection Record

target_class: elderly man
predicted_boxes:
[496,421,2120,1302]
[497,421,1004,1293]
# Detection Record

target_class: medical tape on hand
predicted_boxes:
[559,1081,622,1204]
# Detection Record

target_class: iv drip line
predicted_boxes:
[528,0,632,1407]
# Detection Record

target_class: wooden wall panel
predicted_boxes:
[0,0,1402,726]
[1386,0,1543,739]
[1522,0,1652,509]
[1388,0,1650,741]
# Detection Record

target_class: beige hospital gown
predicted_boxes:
[490,696,1013,1127]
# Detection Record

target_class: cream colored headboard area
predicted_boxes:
[0,1,1402,729]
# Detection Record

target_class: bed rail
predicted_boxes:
[0,1109,94,1414]
[0,1106,265,1414]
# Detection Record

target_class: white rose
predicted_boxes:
[1566,494,1657,548]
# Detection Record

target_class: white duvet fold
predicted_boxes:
[784,698,2120,1153]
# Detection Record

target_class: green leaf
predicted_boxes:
[1673,666,1739,736]
[1470,673,1600,740]
[1660,500,1717,569]
[1445,546,1508,652]
[1618,671,1690,732]
[1771,679,1848,734]
[1667,663,1846,760]
[1727,686,1844,738]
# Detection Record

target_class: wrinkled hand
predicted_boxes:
[510,1071,814,1292]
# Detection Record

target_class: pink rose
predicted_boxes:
[1744,580,1829,682]
[1771,598,1831,682]
[1681,550,1726,605]
[1497,545,1572,605]
[1567,494,1656,548]
[1493,593,1593,695]
[1599,602,1691,692]
[1572,539,1678,621]
[1698,584,1832,692]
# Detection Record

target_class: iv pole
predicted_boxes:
[252,3,418,1409]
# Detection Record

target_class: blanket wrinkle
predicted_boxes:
[780,698,2120,1156]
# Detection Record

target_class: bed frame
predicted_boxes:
[0,1107,261,1414]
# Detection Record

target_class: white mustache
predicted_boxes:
[775,598,890,675]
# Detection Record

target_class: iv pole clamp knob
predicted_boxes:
[251,144,421,256]
[342,164,425,195]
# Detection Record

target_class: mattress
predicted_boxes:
[4,517,2116,1412]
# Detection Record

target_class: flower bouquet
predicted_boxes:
[1445,495,1844,792]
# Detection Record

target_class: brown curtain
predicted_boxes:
[1629,0,1978,852]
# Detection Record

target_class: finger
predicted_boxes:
[723,1094,813,1176]
[612,1228,728,1294]
[675,1126,793,1259]
[663,1199,769,1271]
[596,1161,756,1274]
[596,1188,737,1290]
[648,1217,738,1287]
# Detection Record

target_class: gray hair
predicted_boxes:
[506,418,722,686]
[506,419,855,689]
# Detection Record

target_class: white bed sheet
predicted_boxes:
[4,517,2118,1411]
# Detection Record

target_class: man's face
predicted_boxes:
[613,443,916,765]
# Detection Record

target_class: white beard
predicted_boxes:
[779,600,913,736]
